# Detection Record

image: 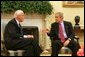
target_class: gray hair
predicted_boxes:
[14,10,24,18]
[55,12,63,19]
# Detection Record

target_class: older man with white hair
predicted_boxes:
[4,10,42,56]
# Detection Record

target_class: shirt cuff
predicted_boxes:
[68,38,71,41]
[24,35,28,38]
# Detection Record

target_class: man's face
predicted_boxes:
[55,14,63,23]
[17,13,25,22]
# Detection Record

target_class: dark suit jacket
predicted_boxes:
[4,18,24,48]
[47,21,75,40]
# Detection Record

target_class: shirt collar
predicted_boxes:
[59,21,63,24]
[15,18,20,26]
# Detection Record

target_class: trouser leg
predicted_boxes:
[51,40,63,56]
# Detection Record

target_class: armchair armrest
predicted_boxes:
[74,36,79,43]
[74,36,79,39]
[1,40,9,56]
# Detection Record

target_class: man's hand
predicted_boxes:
[27,35,34,38]
[64,39,70,47]
[42,28,50,33]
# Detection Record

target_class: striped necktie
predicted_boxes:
[59,23,65,43]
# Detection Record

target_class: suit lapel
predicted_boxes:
[63,21,68,35]
[55,22,59,35]
[13,18,20,28]
[12,19,22,33]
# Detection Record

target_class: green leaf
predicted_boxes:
[1,1,53,16]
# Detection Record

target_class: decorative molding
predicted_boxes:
[63,1,84,8]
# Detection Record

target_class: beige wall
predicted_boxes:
[45,1,84,29]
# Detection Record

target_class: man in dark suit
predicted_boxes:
[4,10,42,56]
[45,12,80,56]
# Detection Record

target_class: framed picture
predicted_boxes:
[63,1,84,7]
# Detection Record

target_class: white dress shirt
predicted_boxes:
[15,19,20,27]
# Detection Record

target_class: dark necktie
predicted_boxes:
[59,23,65,43]
[19,23,23,36]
